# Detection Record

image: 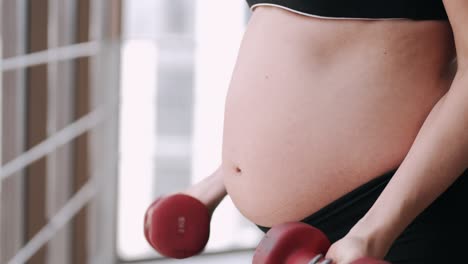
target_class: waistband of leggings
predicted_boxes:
[256,168,398,232]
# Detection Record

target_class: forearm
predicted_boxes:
[349,70,468,257]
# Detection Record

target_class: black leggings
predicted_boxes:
[257,168,468,263]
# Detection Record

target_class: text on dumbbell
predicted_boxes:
[177,216,186,234]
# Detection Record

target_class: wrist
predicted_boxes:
[347,215,398,259]
[183,169,226,213]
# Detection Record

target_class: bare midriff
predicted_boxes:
[221,6,456,228]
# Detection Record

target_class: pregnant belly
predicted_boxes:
[222,73,435,228]
[220,7,454,228]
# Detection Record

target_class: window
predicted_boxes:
[117,0,263,261]
[1,1,121,263]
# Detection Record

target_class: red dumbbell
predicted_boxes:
[144,169,227,259]
[253,222,391,264]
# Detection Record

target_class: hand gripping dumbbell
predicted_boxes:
[253,222,391,264]
[144,169,227,259]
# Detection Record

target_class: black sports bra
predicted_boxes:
[246,0,448,20]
